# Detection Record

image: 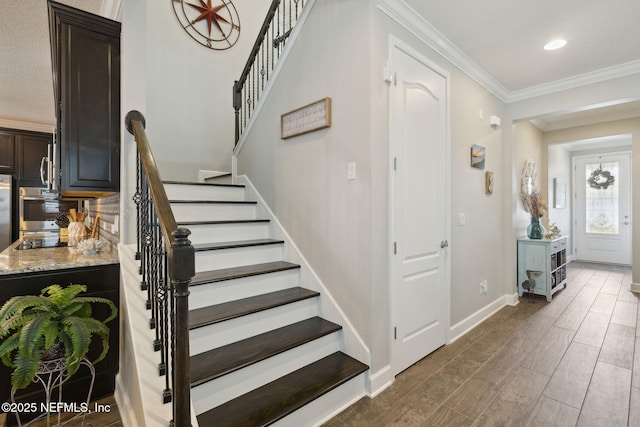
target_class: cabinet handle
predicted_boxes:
[440,240,449,248]
[40,156,48,186]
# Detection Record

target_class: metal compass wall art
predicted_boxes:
[172,0,241,50]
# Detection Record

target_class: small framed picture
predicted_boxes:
[471,144,485,169]
[554,178,566,208]
[486,171,494,195]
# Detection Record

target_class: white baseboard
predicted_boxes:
[115,374,140,427]
[631,282,640,293]
[366,365,394,397]
[448,294,515,343]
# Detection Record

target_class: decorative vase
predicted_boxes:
[527,217,545,239]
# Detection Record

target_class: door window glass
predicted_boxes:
[585,161,618,234]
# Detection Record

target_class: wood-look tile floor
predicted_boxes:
[325,261,639,426]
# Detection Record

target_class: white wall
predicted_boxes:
[545,144,572,253]
[129,0,271,182]
[235,0,374,361]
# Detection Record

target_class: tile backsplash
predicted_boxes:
[83,193,119,252]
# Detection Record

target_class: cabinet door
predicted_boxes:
[58,18,120,192]
[17,133,51,187]
[0,130,16,173]
[519,244,548,292]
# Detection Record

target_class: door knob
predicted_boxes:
[440,240,449,248]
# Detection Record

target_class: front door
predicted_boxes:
[574,153,631,265]
[389,39,449,375]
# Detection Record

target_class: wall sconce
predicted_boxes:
[489,115,501,129]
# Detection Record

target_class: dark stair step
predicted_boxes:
[189,287,319,330]
[190,317,341,387]
[163,179,243,188]
[193,239,284,252]
[191,261,300,286]
[196,351,368,427]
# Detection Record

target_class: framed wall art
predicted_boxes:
[554,178,566,208]
[281,97,332,139]
[471,144,485,169]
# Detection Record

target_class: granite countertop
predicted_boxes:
[0,240,120,276]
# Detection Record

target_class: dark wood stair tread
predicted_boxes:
[191,261,300,286]
[163,179,243,188]
[196,351,368,427]
[190,317,341,387]
[189,287,319,330]
[193,239,284,251]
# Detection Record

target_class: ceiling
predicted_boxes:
[0,0,116,129]
[2,0,640,130]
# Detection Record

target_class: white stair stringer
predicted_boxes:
[191,331,341,415]
[189,297,319,355]
[236,175,372,369]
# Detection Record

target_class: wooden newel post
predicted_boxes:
[169,228,195,427]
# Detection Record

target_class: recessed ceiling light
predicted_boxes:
[544,39,567,50]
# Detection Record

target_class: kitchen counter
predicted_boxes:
[0,239,119,276]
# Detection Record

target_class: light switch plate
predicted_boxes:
[347,162,356,180]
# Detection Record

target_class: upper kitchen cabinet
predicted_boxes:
[0,130,17,174]
[48,1,120,194]
[17,131,52,187]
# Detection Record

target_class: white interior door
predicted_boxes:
[574,153,631,265]
[389,40,449,375]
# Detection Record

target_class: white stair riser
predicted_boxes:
[189,298,319,355]
[188,269,301,309]
[195,244,283,272]
[191,332,341,415]
[164,184,245,201]
[185,222,270,245]
[272,372,366,427]
[171,203,256,222]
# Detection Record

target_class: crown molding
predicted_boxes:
[376,0,510,102]
[377,0,640,104]
[507,60,640,103]
[0,118,55,133]
[100,0,123,21]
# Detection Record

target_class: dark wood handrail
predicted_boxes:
[125,110,194,427]
[234,0,308,144]
[236,0,281,88]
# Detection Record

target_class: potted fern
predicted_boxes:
[0,284,117,390]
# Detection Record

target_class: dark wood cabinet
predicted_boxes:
[17,132,51,187]
[0,127,53,186]
[0,130,17,174]
[0,263,120,426]
[49,1,121,193]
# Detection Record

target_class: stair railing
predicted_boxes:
[233,0,307,144]
[125,111,194,427]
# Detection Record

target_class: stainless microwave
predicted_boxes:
[19,187,81,234]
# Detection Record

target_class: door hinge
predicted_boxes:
[393,157,397,171]
[394,327,397,340]
[393,241,397,255]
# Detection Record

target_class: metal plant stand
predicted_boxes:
[10,358,95,427]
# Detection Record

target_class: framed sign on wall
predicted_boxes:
[281,98,332,139]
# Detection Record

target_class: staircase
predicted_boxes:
[162,180,368,426]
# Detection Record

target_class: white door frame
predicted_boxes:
[387,35,451,375]
[572,151,632,264]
